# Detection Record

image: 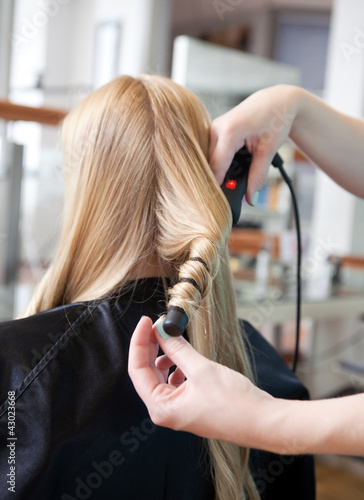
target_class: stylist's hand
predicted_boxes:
[128,316,274,448]
[210,85,300,204]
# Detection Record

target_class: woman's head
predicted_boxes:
[53,74,232,304]
[25,75,259,499]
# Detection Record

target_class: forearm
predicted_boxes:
[289,87,364,198]
[246,393,364,456]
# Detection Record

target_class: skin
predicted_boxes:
[129,85,364,455]
[209,84,364,203]
[129,316,364,456]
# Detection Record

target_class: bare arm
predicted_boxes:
[128,317,364,456]
[209,85,364,203]
[274,394,364,456]
[291,87,364,197]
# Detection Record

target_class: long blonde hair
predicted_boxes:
[23,75,259,500]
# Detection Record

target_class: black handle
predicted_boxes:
[220,146,252,226]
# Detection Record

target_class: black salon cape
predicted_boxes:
[0,278,315,499]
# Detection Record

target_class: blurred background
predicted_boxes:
[1,0,364,496]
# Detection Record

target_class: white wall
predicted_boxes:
[172,0,333,28]
[94,0,171,77]
[0,0,14,97]
[43,0,95,109]
[172,0,333,59]
[311,0,364,256]
[0,0,15,280]
[9,0,48,98]
[4,0,173,274]
[299,0,364,400]
[352,199,364,255]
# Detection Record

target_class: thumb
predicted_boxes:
[153,319,207,379]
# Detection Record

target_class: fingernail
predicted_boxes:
[153,315,171,340]
[252,191,260,206]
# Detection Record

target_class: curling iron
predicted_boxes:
[163,146,302,372]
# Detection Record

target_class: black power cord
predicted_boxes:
[272,154,302,372]
[164,146,302,374]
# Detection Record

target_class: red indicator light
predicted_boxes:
[226,180,237,190]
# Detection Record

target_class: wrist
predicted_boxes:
[267,84,303,147]
[267,398,335,455]
[230,388,285,452]
[256,397,299,454]
[245,397,314,455]
[289,87,315,144]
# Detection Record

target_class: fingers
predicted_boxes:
[155,354,175,371]
[211,136,273,206]
[245,148,274,205]
[128,316,166,402]
[153,326,207,380]
[129,317,201,400]
[209,140,236,185]
[209,94,285,202]
[128,316,154,370]
[156,356,187,387]
[169,367,186,387]
[155,354,176,383]
[209,118,245,185]
[129,317,189,430]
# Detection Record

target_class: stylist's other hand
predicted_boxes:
[209,85,299,205]
[128,316,274,448]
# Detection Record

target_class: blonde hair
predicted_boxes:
[23,75,260,500]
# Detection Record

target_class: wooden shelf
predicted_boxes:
[228,228,280,259]
[0,100,67,126]
[329,255,364,271]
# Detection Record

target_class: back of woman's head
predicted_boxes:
[24,74,259,500]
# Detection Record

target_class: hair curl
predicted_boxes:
[23,74,260,500]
